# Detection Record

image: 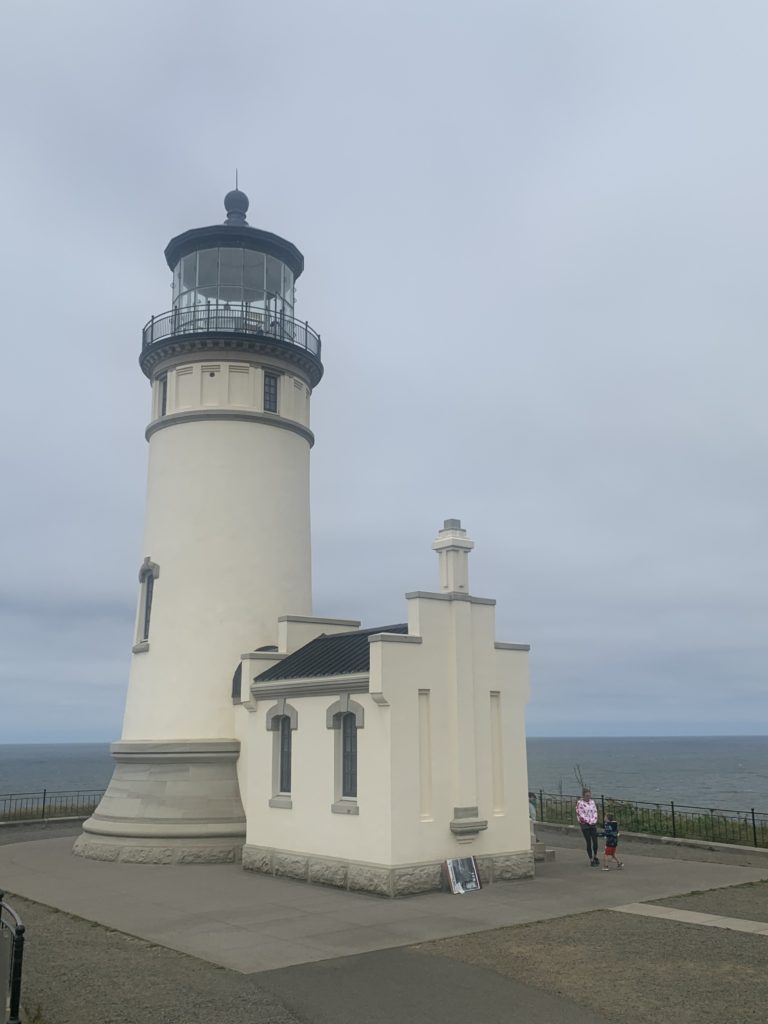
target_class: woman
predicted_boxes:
[576,787,600,866]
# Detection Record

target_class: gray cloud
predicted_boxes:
[1,1,766,740]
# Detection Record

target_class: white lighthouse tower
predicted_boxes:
[75,189,324,862]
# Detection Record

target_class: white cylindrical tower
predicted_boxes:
[75,189,324,862]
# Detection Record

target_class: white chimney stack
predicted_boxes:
[432,518,474,593]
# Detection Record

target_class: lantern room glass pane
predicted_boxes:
[197,249,218,289]
[219,286,241,305]
[181,253,197,292]
[266,255,282,298]
[243,288,264,308]
[284,267,294,308]
[244,250,265,292]
[219,248,243,291]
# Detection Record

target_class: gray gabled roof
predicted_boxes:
[254,624,408,682]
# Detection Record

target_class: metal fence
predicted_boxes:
[0,790,104,824]
[142,305,322,358]
[0,892,24,1024]
[534,789,768,848]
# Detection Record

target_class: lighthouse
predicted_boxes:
[75,189,324,863]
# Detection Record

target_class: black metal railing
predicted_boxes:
[142,305,322,358]
[0,892,25,1024]
[0,789,104,824]
[533,788,768,848]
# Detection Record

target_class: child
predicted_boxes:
[601,812,624,870]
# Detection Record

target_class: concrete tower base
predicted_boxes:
[73,740,246,864]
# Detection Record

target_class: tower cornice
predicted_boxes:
[139,321,323,386]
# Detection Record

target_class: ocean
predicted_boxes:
[1,737,767,811]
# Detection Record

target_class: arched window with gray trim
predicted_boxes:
[277,715,292,794]
[326,696,364,814]
[340,712,357,798]
[266,700,298,809]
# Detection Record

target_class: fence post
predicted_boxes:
[7,922,25,1024]
[41,788,46,822]
[752,809,758,848]
[539,789,544,823]
[670,800,676,837]
[601,794,606,822]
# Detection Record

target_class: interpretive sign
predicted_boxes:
[446,856,482,894]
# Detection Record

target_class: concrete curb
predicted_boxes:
[0,816,87,830]
[535,821,768,868]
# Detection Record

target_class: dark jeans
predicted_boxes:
[581,824,598,859]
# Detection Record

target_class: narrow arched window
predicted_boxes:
[341,712,357,799]
[142,573,154,641]
[278,715,292,794]
[134,558,159,653]
[266,702,297,809]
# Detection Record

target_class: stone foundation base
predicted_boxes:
[242,845,534,897]
[73,739,246,865]
[73,833,243,864]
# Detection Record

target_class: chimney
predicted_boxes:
[432,519,474,593]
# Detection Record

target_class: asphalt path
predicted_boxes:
[257,946,608,1024]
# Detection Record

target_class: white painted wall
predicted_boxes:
[241,590,531,869]
[122,416,313,741]
[151,359,311,426]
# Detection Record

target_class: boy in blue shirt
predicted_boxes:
[601,812,624,870]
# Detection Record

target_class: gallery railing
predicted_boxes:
[533,789,768,848]
[142,305,322,358]
[0,790,104,824]
[0,892,25,1024]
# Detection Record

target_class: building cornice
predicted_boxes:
[146,409,315,446]
[278,615,361,627]
[404,591,496,606]
[368,633,422,645]
[250,672,369,701]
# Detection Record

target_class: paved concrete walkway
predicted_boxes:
[612,901,768,934]
[1,836,765,974]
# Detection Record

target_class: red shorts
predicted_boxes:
[604,846,617,857]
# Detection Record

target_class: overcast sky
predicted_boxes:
[1,1,766,742]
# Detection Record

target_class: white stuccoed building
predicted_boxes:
[75,191,534,894]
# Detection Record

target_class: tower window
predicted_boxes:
[134,558,159,653]
[142,574,154,641]
[159,376,168,416]
[264,372,278,413]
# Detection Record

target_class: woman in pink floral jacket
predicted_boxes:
[576,787,600,866]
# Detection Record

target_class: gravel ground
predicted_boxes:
[6,894,302,1024]
[416,908,768,1024]
[652,878,768,923]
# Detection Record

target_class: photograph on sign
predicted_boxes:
[446,856,482,894]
